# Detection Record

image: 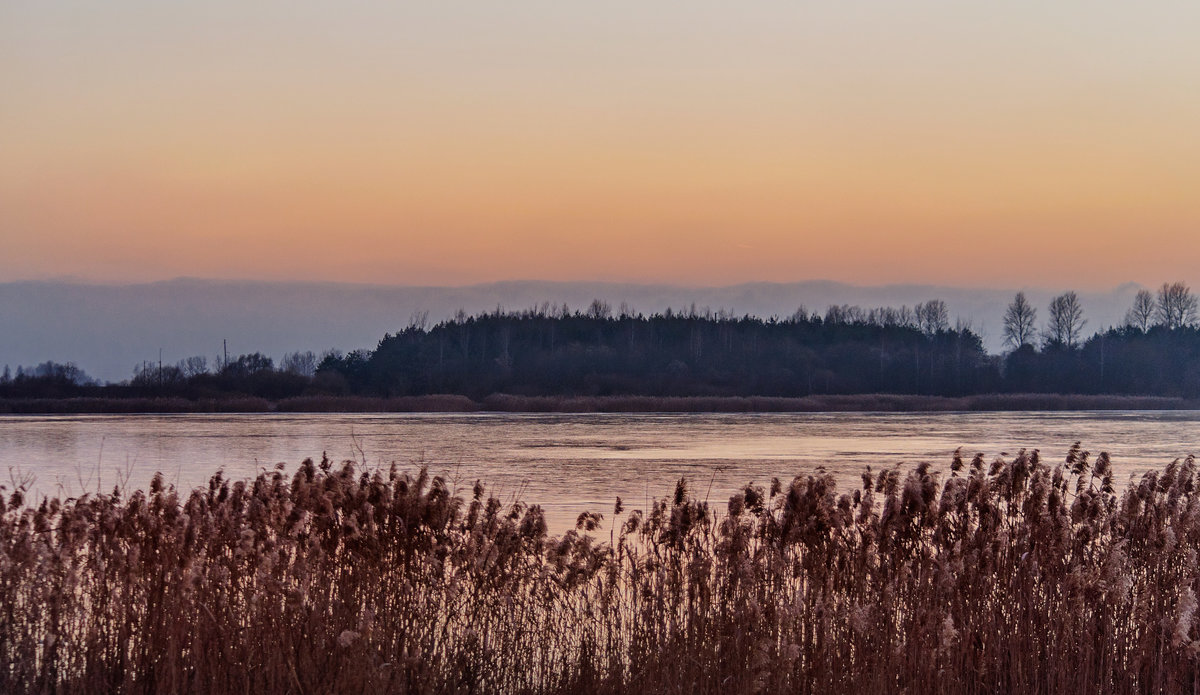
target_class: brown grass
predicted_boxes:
[274,395,478,413]
[0,397,273,414]
[3,446,1200,693]
[480,392,1200,412]
[4,392,1197,414]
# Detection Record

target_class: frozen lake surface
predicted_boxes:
[2,411,1198,531]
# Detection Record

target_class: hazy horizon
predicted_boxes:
[0,277,1150,383]
[0,274,1160,293]
[4,4,1198,379]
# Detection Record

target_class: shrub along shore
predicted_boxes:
[1,392,1198,415]
[3,446,1200,693]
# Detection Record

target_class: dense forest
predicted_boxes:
[3,283,1200,405]
[314,301,995,398]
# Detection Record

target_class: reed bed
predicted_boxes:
[274,395,479,413]
[2,446,1200,693]
[0,397,273,414]
[6,393,1198,414]
[481,392,1199,413]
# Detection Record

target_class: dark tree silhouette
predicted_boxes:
[1156,282,1199,330]
[1045,291,1086,349]
[1125,289,1155,332]
[8,288,1200,406]
[1003,292,1037,349]
[312,302,994,399]
[916,300,949,336]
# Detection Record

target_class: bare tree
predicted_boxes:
[280,351,318,377]
[587,299,612,320]
[408,310,430,331]
[1124,289,1156,332]
[1155,282,1199,330]
[177,355,209,378]
[824,304,865,325]
[1045,291,1086,348]
[869,306,905,327]
[1002,292,1038,349]
[788,306,811,323]
[915,300,949,335]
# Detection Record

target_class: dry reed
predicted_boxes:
[6,393,1198,415]
[2,445,1199,693]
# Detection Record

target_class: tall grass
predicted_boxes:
[0,397,273,414]
[481,392,1199,412]
[4,392,1197,414]
[2,446,1199,693]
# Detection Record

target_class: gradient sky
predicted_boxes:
[3,1,1200,288]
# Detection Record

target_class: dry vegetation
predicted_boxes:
[3,446,1200,693]
[3,392,1197,414]
[0,397,274,414]
[479,393,1199,413]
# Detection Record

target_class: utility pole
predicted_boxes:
[223,339,229,370]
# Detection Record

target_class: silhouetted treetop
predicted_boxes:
[311,302,993,399]
[1156,282,1199,330]
[6,287,1200,404]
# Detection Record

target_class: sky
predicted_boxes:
[3,1,1200,288]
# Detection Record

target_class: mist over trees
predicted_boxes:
[4,283,1200,403]
[0,279,1150,382]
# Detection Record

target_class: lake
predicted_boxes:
[2,411,1198,532]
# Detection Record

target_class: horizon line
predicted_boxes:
[0,275,1151,294]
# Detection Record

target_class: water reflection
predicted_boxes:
[1,412,1198,532]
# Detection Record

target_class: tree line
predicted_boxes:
[1000,282,1200,395]
[3,283,1199,401]
[314,300,995,398]
[0,351,320,401]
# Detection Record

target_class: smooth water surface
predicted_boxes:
[2,412,1198,532]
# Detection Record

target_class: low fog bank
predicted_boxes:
[0,278,1142,383]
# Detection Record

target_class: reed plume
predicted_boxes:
[2,446,1199,693]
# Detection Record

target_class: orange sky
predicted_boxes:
[3,2,1200,288]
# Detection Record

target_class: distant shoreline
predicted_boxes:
[1,392,1197,415]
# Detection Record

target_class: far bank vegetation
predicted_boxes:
[3,283,1200,409]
